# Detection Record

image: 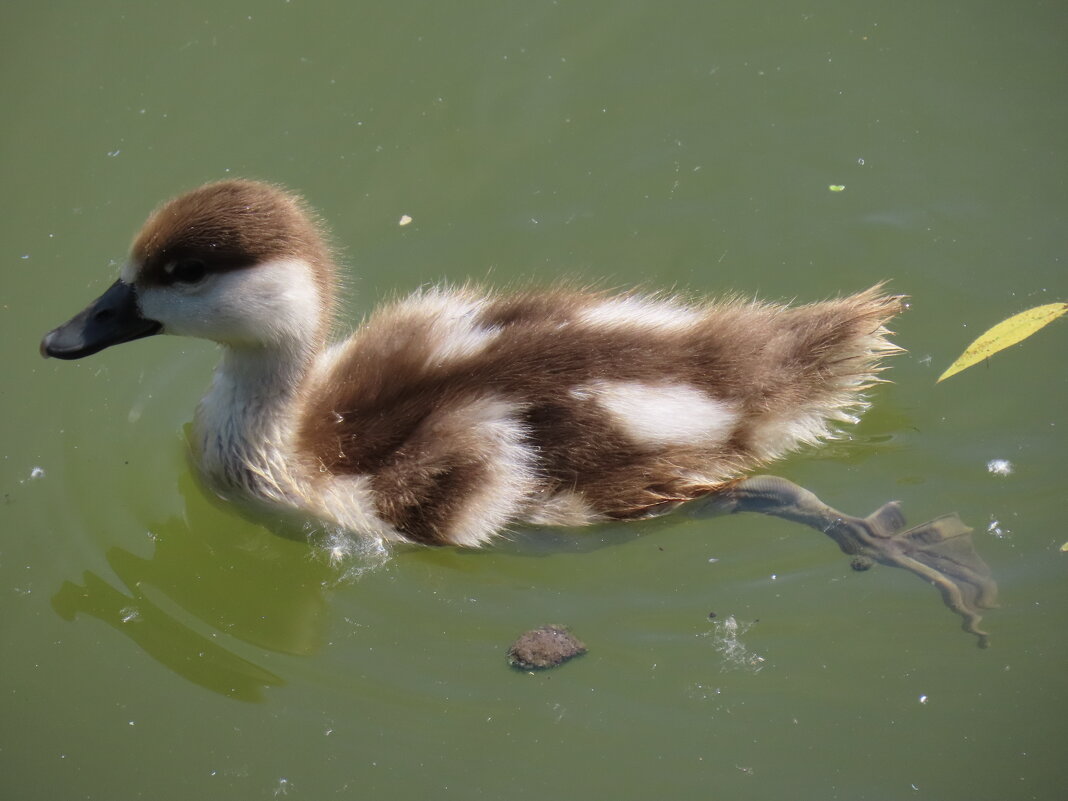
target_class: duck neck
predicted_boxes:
[194,336,318,503]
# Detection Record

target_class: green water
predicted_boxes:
[3,1,1066,798]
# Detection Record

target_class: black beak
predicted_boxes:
[40,279,162,360]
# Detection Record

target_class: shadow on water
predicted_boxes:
[49,470,341,703]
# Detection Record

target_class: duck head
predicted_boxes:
[41,180,336,360]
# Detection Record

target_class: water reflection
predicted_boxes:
[49,471,343,702]
[52,571,286,702]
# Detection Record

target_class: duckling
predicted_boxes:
[41,179,996,644]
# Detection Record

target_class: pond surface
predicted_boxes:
[3,1,1066,799]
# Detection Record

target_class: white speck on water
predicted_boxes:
[918,694,928,704]
[106,149,121,157]
[273,778,289,797]
[20,254,30,259]
[29,466,45,480]
[987,459,1013,476]
[119,606,141,623]
[707,556,719,563]
[987,517,1011,539]
[398,214,412,226]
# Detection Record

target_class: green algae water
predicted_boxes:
[2,1,1066,798]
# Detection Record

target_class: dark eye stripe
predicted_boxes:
[164,259,208,285]
[138,250,258,287]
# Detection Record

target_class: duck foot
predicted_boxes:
[699,475,998,647]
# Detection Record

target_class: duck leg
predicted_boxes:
[692,475,998,647]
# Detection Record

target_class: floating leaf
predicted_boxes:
[828,184,846,192]
[937,302,1068,382]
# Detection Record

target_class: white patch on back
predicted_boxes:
[390,288,501,365]
[579,381,738,447]
[308,339,355,386]
[427,320,501,364]
[577,296,703,332]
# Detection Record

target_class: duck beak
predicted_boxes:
[40,280,162,360]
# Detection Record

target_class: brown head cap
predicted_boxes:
[130,179,338,319]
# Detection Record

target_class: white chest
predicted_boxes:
[193,352,304,506]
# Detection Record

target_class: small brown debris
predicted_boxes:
[508,625,587,670]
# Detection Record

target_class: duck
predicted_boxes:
[40,179,997,644]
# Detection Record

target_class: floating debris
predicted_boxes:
[508,625,587,670]
[398,214,413,226]
[938,302,1067,382]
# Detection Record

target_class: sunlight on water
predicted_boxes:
[986,516,1012,540]
[986,458,1014,476]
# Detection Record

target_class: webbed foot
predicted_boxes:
[830,510,998,648]
[712,476,998,647]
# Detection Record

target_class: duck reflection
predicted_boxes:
[50,469,358,702]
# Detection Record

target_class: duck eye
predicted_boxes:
[169,259,207,284]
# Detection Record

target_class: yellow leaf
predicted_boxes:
[937,302,1068,382]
